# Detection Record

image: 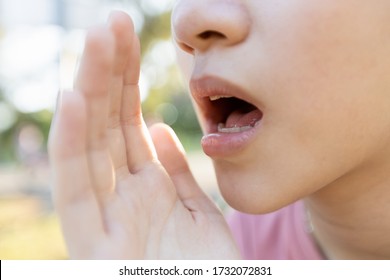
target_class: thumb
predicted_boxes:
[149,123,214,209]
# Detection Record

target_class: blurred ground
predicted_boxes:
[0,151,224,259]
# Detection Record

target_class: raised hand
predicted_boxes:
[48,11,240,259]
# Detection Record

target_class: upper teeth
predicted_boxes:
[209,95,232,101]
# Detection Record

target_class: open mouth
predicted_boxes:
[190,76,264,156]
[208,95,263,133]
[190,76,263,135]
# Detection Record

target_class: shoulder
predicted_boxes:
[227,200,323,259]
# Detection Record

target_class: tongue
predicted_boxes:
[225,108,263,128]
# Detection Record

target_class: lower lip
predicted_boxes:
[201,122,261,158]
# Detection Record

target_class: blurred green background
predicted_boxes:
[0,0,221,259]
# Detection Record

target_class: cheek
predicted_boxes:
[215,2,390,213]
[262,0,390,165]
[259,0,390,96]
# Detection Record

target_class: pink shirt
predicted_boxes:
[227,200,324,259]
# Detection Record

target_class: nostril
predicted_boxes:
[176,30,226,55]
[178,42,194,54]
[172,1,251,54]
[198,30,226,40]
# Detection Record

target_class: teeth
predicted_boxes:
[217,123,254,133]
[209,95,233,101]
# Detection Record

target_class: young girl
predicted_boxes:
[49,0,390,259]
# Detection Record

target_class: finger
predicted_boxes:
[121,35,157,173]
[75,27,114,151]
[149,123,216,211]
[48,90,105,257]
[75,27,117,196]
[109,11,134,76]
[106,11,134,170]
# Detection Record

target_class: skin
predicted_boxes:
[49,0,390,259]
[173,0,390,259]
[49,11,239,259]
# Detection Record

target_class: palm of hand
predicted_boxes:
[48,11,239,259]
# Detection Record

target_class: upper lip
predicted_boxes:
[190,75,255,104]
[189,75,262,132]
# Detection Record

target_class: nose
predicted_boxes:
[172,0,251,54]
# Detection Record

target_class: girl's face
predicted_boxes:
[172,0,390,213]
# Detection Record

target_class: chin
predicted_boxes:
[213,164,301,215]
